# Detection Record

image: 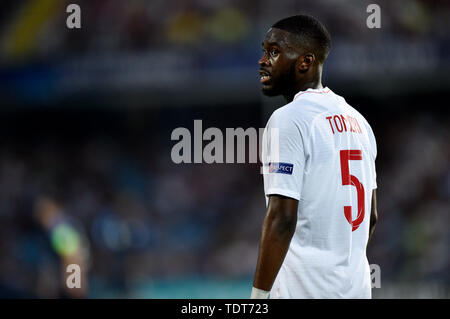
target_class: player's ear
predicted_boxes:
[297,53,315,73]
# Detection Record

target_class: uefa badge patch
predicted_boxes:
[268,162,294,175]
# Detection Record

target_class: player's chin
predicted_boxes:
[261,84,280,97]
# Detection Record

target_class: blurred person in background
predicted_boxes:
[33,196,90,298]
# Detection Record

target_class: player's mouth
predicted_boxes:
[260,70,272,84]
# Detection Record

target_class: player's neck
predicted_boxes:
[284,80,323,103]
[284,69,323,103]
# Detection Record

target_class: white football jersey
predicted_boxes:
[262,87,377,299]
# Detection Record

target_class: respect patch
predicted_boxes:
[268,162,294,175]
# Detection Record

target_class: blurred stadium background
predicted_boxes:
[0,0,448,298]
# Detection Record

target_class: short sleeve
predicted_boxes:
[262,110,305,201]
[372,162,377,189]
[368,124,377,189]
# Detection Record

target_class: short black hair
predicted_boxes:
[272,15,331,64]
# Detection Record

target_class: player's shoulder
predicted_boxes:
[267,88,334,136]
[265,104,305,140]
[329,90,374,132]
[274,87,336,126]
[345,101,375,136]
[271,88,330,119]
[338,93,377,154]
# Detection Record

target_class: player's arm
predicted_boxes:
[251,194,298,298]
[368,189,378,243]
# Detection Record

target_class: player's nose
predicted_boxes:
[258,54,269,67]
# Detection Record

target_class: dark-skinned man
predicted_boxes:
[252,15,378,299]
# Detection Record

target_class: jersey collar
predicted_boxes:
[293,87,331,101]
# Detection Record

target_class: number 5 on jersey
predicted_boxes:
[340,150,365,231]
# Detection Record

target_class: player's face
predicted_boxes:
[259,28,299,97]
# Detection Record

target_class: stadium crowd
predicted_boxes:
[0,107,448,298]
[0,0,448,298]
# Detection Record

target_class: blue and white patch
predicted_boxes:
[268,162,294,175]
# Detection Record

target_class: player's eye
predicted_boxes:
[270,49,279,57]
